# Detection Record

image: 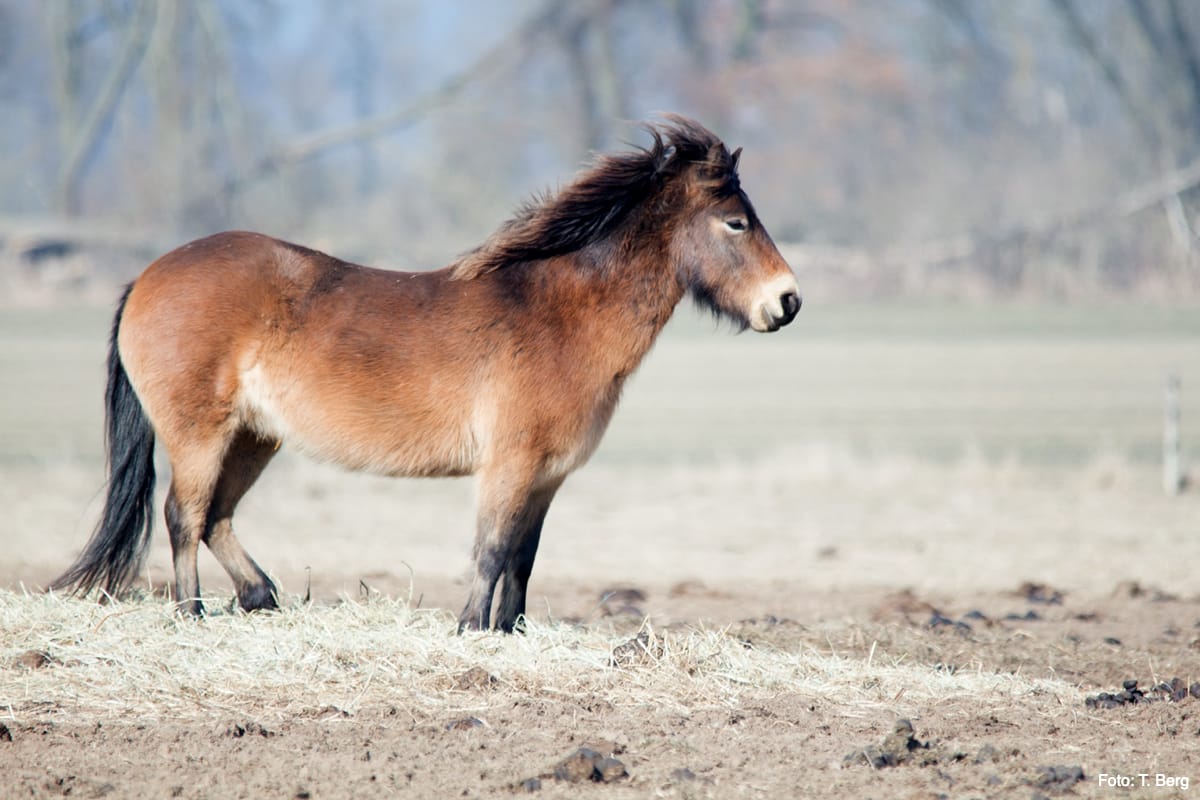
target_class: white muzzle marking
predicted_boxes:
[750,273,801,332]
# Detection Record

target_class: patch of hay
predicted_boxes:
[0,590,1078,724]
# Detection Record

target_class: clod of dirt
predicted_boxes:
[454,666,497,690]
[1086,679,1146,708]
[602,604,644,618]
[737,614,797,627]
[300,704,351,719]
[597,587,646,618]
[1153,677,1195,702]
[1016,582,1064,605]
[927,613,971,634]
[669,766,715,786]
[974,744,998,764]
[1031,765,1084,792]
[585,736,627,757]
[843,719,945,768]
[599,587,646,605]
[881,720,922,757]
[514,744,630,790]
[666,579,730,599]
[1086,678,1199,709]
[668,580,705,597]
[554,748,602,782]
[1111,581,1179,602]
[0,722,12,742]
[1003,610,1041,622]
[445,716,485,731]
[875,589,938,619]
[44,775,115,797]
[596,758,628,782]
[228,722,275,738]
[610,631,663,667]
[14,650,56,669]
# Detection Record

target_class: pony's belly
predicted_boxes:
[291,432,476,478]
[237,364,477,478]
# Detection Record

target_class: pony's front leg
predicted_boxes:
[493,482,561,633]
[453,515,501,633]
[458,469,551,633]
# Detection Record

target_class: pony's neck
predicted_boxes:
[573,240,686,382]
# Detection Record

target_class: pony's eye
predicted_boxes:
[724,218,748,233]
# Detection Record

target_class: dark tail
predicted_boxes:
[52,284,157,598]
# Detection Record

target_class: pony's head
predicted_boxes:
[657,116,800,332]
[451,115,800,333]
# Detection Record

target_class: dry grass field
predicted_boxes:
[2,301,1200,798]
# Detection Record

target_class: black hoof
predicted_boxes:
[238,582,279,612]
[176,599,205,618]
[495,615,527,635]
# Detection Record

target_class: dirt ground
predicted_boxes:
[4,455,1200,799]
[3,581,1200,799]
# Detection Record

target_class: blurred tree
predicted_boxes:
[1,0,1196,297]
[1050,0,1200,251]
[50,0,156,216]
[536,0,630,153]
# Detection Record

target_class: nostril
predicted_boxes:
[780,291,801,318]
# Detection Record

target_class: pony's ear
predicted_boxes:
[730,146,742,171]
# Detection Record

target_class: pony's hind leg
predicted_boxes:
[163,443,228,616]
[203,429,280,611]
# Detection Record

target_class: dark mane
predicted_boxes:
[451,115,742,280]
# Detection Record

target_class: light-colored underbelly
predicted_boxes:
[235,363,478,477]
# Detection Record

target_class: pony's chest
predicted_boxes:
[535,378,625,480]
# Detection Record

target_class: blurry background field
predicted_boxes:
[3,300,1198,607]
[5,301,1200,468]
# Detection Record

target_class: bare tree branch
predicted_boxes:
[57,0,157,215]
[224,1,568,199]
[781,153,1200,273]
[1049,0,1162,155]
[1129,0,1169,56]
[1165,0,1200,140]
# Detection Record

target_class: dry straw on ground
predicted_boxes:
[1,589,1077,725]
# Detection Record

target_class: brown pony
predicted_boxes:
[52,116,800,632]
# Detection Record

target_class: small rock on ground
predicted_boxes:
[518,746,630,789]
